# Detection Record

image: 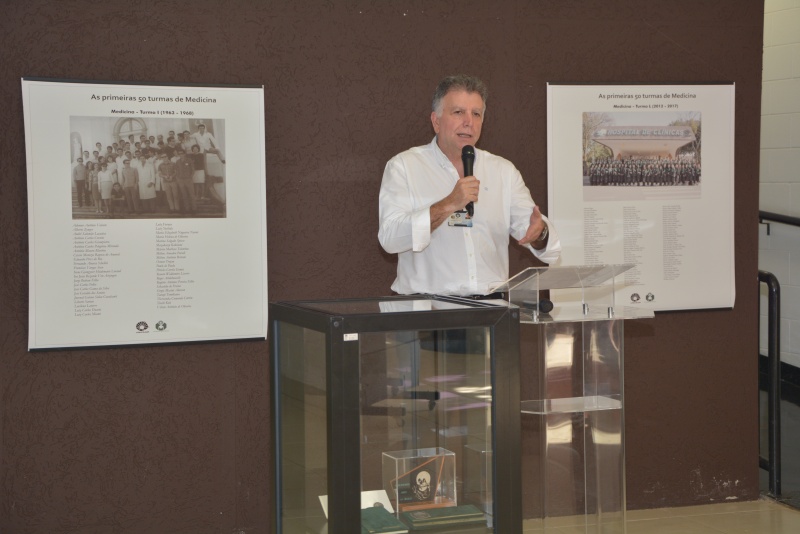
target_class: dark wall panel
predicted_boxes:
[0,0,763,531]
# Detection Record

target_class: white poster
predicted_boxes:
[22,78,268,349]
[547,84,734,311]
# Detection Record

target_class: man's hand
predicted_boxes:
[430,175,480,230]
[518,206,546,247]
[447,175,480,210]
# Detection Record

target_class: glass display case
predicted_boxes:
[493,265,653,533]
[271,296,522,533]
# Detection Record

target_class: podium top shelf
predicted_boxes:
[491,264,636,293]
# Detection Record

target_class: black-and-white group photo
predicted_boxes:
[70,117,227,219]
[582,111,702,190]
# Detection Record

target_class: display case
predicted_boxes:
[492,265,653,533]
[271,296,522,533]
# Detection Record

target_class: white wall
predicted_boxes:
[759,0,800,368]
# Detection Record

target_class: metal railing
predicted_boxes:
[758,270,781,497]
[759,211,800,234]
[756,210,800,498]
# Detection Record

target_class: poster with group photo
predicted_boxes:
[547,84,735,312]
[22,78,268,349]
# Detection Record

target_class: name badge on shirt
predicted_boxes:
[448,209,473,227]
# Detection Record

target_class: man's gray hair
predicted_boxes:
[432,75,488,116]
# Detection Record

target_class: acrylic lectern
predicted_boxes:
[271,296,522,534]
[492,264,653,533]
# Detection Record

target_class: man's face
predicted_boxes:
[430,89,485,160]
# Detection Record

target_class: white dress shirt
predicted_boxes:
[378,137,561,296]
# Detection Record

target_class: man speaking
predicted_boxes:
[378,75,561,297]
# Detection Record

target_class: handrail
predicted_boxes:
[758,270,781,498]
[759,211,800,234]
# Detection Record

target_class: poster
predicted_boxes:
[547,84,735,311]
[22,78,268,349]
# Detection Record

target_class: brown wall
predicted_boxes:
[0,0,764,532]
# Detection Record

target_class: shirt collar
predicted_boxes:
[430,136,453,170]
[430,136,479,171]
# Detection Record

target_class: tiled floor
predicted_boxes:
[522,498,800,533]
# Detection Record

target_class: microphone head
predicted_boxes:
[461,144,475,177]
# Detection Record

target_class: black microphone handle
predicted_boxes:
[462,146,475,216]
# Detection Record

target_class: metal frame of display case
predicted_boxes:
[271,296,523,534]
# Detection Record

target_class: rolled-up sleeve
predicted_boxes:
[508,167,562,265]
[378,157,432,254]
[529,214,562,264]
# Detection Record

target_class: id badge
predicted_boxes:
[448,209,473,227]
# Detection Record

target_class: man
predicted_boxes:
[181,129,198,154]
[120,159,142,213]
[163,137,177,159]
[191,123,225,163]
[157,153,180,213]
[378,75,560,297]
[174,148,196,214]
[72,157,88,208]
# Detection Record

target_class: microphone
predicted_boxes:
[461,145,475,217]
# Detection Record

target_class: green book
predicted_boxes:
[361,506,409,534]
[400,504,485,530]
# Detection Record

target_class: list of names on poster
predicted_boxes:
[156,222,197,310]
[662,205,685,281]
[73,223,121,317]
[583,207,607,265]
[623,207,645,285]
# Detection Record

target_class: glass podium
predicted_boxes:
[271,296,522,533]
[492,265,653,533]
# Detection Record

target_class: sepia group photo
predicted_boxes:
[69,116,227,219]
